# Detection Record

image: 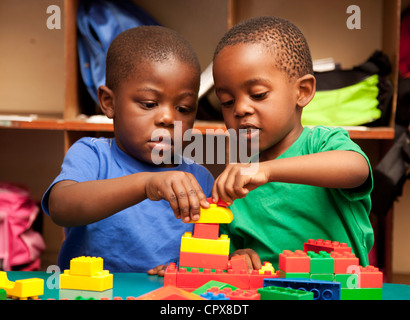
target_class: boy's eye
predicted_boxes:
[220,99,234,108]
[176,105,193,113]
[251,92,268,100]
[139,101,157,109]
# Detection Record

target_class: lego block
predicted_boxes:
[0,288,6,300]
[304,239,351,254]
[193,223,219,239]
[180,232,230,255]
[206,287,261,300]
[330,251,359,274]
[179,251,229,270]
[259,262,275,274]
[248,269,279,290]
[137,285,206,300]
[310,274,334,281]
[278,270,310,279]
[187,203,233,224]
[279,250,310,273]
[334,273,359,288]
[355,266,383,288]
[60,269,113,292]
[69,256,104,277]
[258,286,314,300]
[164,263,278,291]
[200,292,230,300]
[227,255,248,271]
[0,271,44,300]
[191,280,237,295]
[341,288,382,300]
[307,251,335,274]
[263,278,341,300]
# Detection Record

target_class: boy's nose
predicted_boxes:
[156,106,175,127]
[233,98,254,117]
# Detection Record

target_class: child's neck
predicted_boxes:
[259,125,304,161]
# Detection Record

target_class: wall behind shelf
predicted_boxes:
[0,0,65,115]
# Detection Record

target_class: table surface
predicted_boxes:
[4,271,410,300]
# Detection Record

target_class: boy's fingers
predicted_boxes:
[248,250,262,270]
[147,264,167,276]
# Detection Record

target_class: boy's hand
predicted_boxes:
[147,264,167,277]
[231,249,262,272]
[145,171,210,222]
[212,163,269,205]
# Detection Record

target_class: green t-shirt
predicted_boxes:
[220,126,374,269]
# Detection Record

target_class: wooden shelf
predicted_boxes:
[0,116,395,140]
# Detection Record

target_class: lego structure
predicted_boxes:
[0,271,44,300]
[2,200,385,300]
[59,256,113,291]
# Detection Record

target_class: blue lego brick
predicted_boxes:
[263,278,341,300]
[200,292,230,300]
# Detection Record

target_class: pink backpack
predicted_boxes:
[0,183,45,271]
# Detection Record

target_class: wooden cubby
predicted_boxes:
[0,0,401,144]
[0,0,407,279]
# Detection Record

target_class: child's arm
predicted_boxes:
[212,150,369,204]
[48,171,210,227]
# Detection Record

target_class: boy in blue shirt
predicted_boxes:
[42,26,214,273]
[211,16,374,271]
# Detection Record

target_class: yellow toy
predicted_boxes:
[186,198,233,224]
[60,256,113,292]
[0,271,44,300]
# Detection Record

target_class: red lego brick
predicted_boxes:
[358,266,383,288]
[179,251,229,270]
[176,268,250,291]
[330,251,359,274]
[164,263,178,286]
[193,223,219,240]
[279,250,310,273]
[304,239,351,254]
[227,255,248,272]
[248,269,279,290]
[164,264,279,291]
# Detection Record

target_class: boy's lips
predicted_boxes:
[148,134,174,151]
[238,123,260,140]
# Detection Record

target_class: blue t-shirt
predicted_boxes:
[42,137,214,273]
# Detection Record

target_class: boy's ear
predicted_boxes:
[98,85,115,119]
[296,74,316,108]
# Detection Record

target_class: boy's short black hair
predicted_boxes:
[214,16,313,79]
[106,26,201,90]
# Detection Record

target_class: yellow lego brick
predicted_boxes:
[0,271,44,299]
[60,269,113,292]
[187,204,234,224]
[70,256,104,276]
[259,262,275,274]
[180,232,230,255]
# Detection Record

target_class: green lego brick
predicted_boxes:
[341,288,382,300]
[278,270,310,279]
[192,280,237,295]
[0,288,6,300]
[307,251,334,274]
[334,273,359,288]
[310,274,334,281]
[257,286,314,300]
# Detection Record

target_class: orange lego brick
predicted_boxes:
[279,250,310,273]
[330,251,359,274]
[193,223,219,239]
[179,251,229,270]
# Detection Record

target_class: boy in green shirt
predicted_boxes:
[211,16,374,271]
